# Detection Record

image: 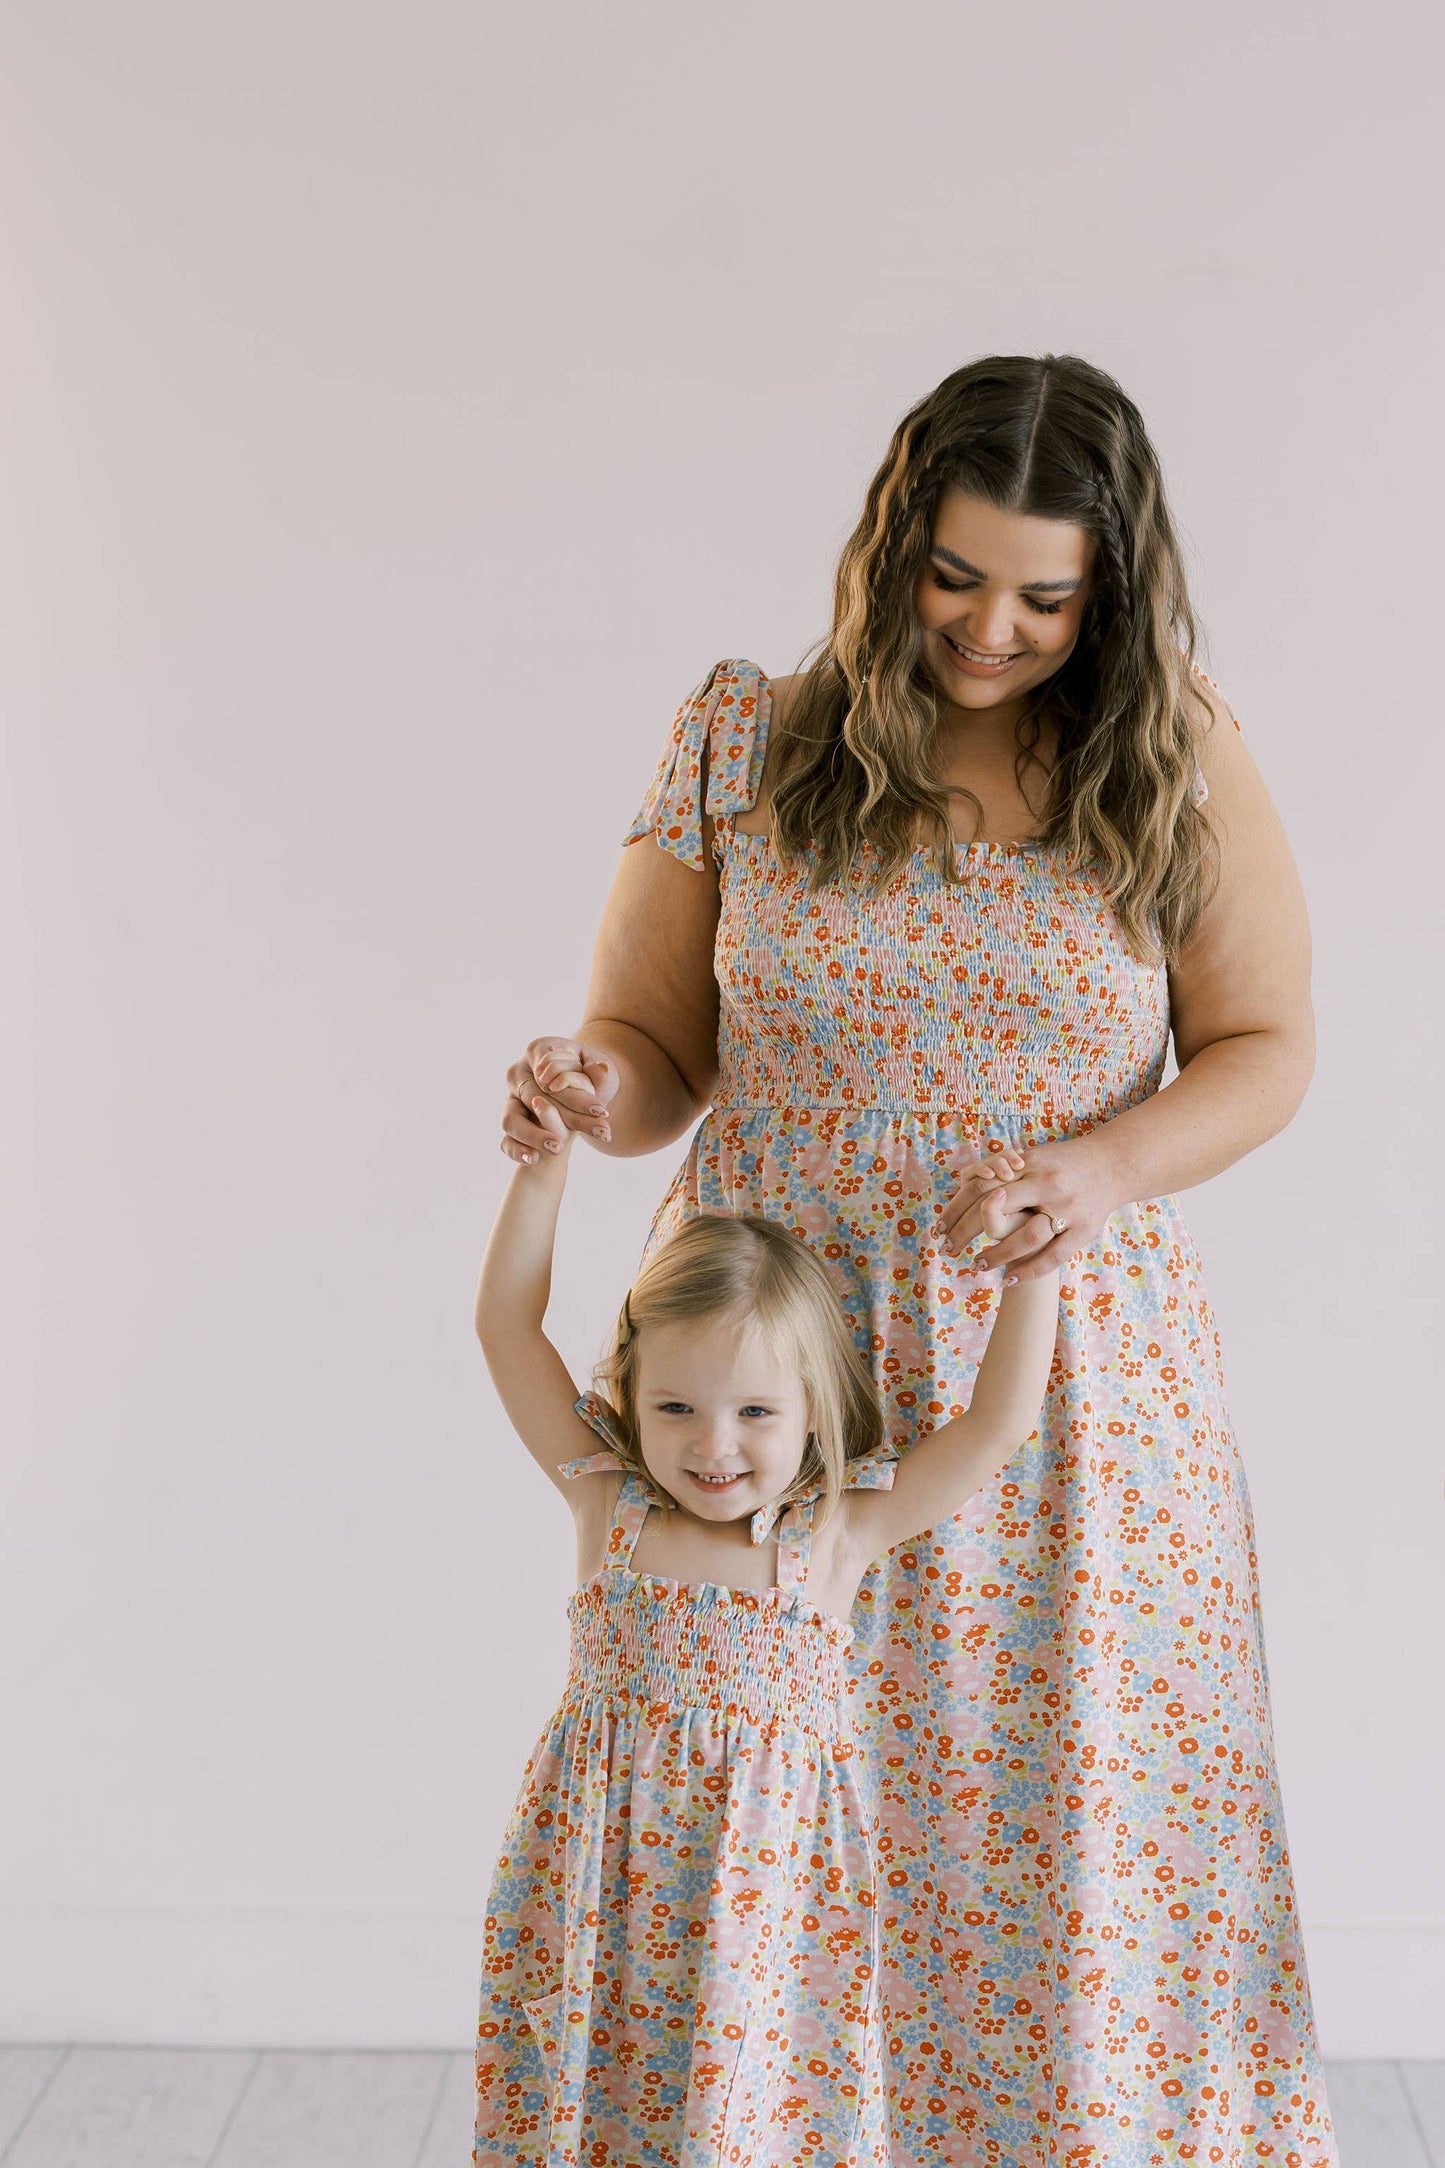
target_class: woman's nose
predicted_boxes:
[964,596,1020,652]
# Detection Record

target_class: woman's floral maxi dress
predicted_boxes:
[474,1396,900,2167]
[622,661,1336,2168]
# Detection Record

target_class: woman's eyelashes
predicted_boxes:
[930,573,1064,616]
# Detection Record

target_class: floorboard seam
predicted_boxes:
[201,2049,262,2168]
[1398,2058,1440,2168]
[0,2048,69,2168]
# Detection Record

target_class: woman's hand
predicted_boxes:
[938,1134,1122,1285]
[501,1036,619,1165]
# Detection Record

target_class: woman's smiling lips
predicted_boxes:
[943,632,1025,677]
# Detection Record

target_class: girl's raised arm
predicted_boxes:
[475,1140,598,1496]
[846,1269,1060,1559]
[842,1163,1060,1561]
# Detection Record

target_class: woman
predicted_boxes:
[498,356,1335,2166]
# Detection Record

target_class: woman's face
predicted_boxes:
[915,488,1095,717]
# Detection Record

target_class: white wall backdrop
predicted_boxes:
[2,0,1440,2052]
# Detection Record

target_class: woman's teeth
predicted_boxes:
[945,635,1021,663]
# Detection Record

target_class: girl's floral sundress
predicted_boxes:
[473,1391,900,2167]
[597,661,1338,2168]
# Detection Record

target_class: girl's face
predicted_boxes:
[915,489,1094,716]
[634,1317,811,1526]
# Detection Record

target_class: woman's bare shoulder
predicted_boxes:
[1189,668,1244,772]
[737,669,806,830]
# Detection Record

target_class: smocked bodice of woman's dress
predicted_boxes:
[624,661,1336,2168]
[473,1393,898,2168]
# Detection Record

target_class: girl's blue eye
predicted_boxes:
[740,1405,772,1419]
[929,572,1064,616]
[658,1402,691,1415]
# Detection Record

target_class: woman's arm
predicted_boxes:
[502,665,805,1165]
[474,1139,597,1495]
[572,833,724,1157]
[944,683,1315,1281]
[496,837,721,1163]
[1087,682,1314,1196]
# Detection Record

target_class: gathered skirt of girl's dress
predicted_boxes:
[474,1410,899,2168]
[611,662,1338,2168]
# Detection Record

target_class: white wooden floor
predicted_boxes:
[0,2047,1440,2165]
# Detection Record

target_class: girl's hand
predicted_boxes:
[501,1036,619,1165]
[943,1150,1031,1245]
[939,1134,1121,1285]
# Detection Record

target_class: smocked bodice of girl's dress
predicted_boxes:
[617,660,1336,2168]
[473,1391,899,2168]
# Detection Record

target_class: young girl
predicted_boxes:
[472,1135,1058,2168]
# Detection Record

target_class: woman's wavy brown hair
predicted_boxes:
[771,354,1217,958]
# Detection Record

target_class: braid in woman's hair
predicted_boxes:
[852,417,926,610]
[828,424,971,837]
[1092,465,1133,627]
[867,439,980,679]
[856,432,932,659]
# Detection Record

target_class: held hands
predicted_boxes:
[939,1136,1120,1285]
[942,1151,1036,1283]
[501,1036,617,1165]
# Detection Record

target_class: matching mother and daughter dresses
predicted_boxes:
[476,660,1334,2168]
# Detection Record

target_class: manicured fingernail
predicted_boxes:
[589,1107,605,1117]
[592,1125,608,1137]
[546,1139,561,1152]
[524,1152,537,1164]
[1003,1274,1018,1287]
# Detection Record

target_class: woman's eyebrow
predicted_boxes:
[931,543,1082,594]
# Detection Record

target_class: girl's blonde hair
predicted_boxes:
[592,1213,883,1527]
[772,353,1218,961]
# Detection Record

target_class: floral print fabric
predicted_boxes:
[473,1399,900,2166]
[618,661,1336,2167]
